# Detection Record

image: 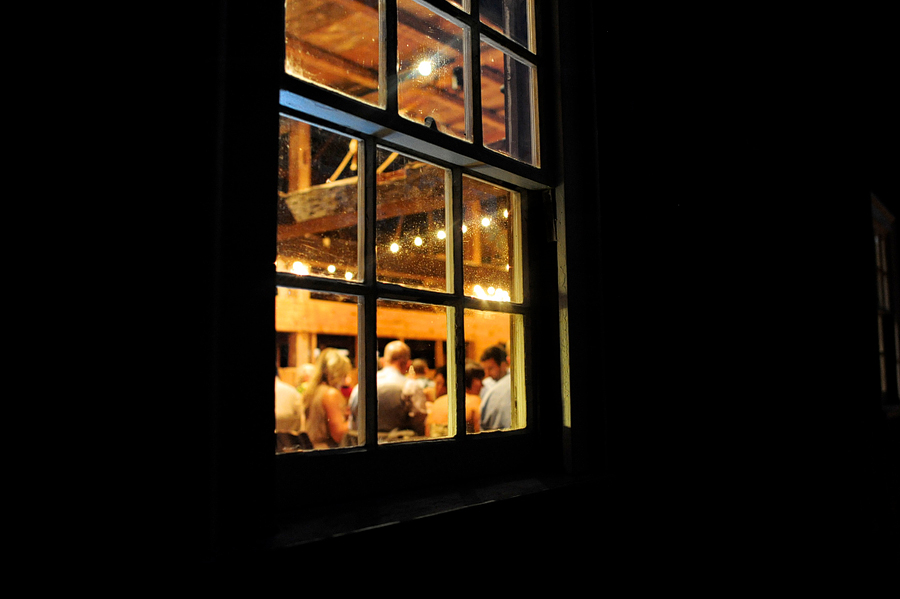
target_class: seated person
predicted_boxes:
[425,361,484,437]
[424,364,447,404]
[303,348,352,449]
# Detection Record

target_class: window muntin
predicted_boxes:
[278,0,540,455]
[284,0,541,169]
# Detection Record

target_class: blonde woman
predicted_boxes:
[303,348,352,449]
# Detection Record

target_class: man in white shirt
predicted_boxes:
[349,340,427,435]
[479,345,511,430]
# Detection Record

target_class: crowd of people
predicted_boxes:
[275,340,513,450]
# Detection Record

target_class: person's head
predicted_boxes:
[312,348,351,390]
[464,361,485,395]
[479,345,508,381]
[434,365,448,398]
[383,340,412,373]
[411,358,429,377]
[297,363,316,383]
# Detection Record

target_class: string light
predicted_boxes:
[481,217,490,227]
[327,265,336,274]
[437,230,446,240]
[291,261,309,276]
[472,284,510,302]
[414,236,423,246]
[390,242,400,253]
[345,271,354,280]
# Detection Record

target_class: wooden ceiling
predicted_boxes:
[285,0,509,142]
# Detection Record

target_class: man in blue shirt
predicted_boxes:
[479,345,511,430]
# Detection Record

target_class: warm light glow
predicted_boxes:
[506,263,510,271]
[437,230,446,240]
[472,284,511,302]
[481,217,491,227]
[390,242,400,253]
[503,209,509,218]
[291,261,309,276]
[462,224,468,233]
[414,236,423,246]
[327,265,336,274]
[345,271,354,280]
[417,59,433,77]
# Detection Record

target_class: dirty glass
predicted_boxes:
[463,308,525,432]
[376,147,451,292]
[275,289,360,453]
[480,0,532,51]
[397,0,470,141]
[285,0,384,108]
[372,300,450,443]
[277,115,362,283]
[480,37,538,166]
[462,175,521,303]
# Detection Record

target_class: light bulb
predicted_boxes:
[292,261,309,276]
[437,230,446,240]
[345,271,354,280]
[414,236,423,246]
[327,264,336,274]
[481,217,490,227]
[417,60,433,77]
[390,242,400,253]
[462,224,467,233]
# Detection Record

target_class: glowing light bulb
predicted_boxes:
[417,60,433,77]
[414,236,423,246]
[437,230,446,240]
[291,261,309,276]
[503,209,509,218]
[462,224,468,233]
[390,242,400,253]
[345,271,354,280]
[327,265,336,274]
[481,217,491,227]
[488,286,495,295]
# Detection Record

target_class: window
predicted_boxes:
[275,0,550,484]
[873,195,899,405]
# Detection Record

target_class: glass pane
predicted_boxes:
[480,38,538,165]
[480,0,532,50]
[277,116,362,282]
[376,148,451,292]
[398,0,470,141]
[276,289,360,452]
[448,0,467,12]
[464,309,525,432]
[285,0,383,108]
[352,300,449,443]
[463,176,521,303]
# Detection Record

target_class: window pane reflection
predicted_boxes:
[463,176,520,303]
[480,0,532,51]
[398,0,469,141]
[277,116,362,282]
[376,148,450,292]
[275,289,359,453]
[463,308,525,432]
[480,38,538,166]
[285,0,384,108]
